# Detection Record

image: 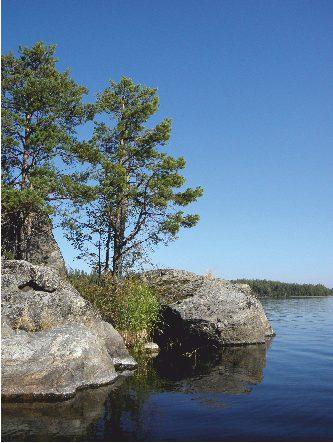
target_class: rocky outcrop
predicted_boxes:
[141,269,274,353]
[2,215,67,276]
[234,282,253,295]
[1,260,137,401]
[1,325,118,401]
[24,216,67,276]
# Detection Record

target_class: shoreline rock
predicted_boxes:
[141,269,274,353]
[1,324,119,401]
[1,260,137,401]
[2,215,67,277]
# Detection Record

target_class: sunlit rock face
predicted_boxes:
[1,260,137,401]
[141,269,274,353]
[1,325,118,401]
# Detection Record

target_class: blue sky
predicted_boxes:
[3,0,333,286]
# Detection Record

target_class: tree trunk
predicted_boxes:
[21,113,31,190]
[105,225,112,271]
[112,225,123,278]
[16,113,31,257]
[97,237,102,277]
[112,197,128,277]
[112,251,122,278]
[21,151,29,190]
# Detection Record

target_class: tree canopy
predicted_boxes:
[233,279,333,297]
[1,42,91,259]
[62,77,203,276]
[1,42,203,273]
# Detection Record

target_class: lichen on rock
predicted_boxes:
[140,269,274,353]
[1,260,137,401]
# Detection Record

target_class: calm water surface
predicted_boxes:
[2,297,333,441]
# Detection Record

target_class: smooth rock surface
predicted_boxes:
[1,260,137,401]
[1,325,118,401]
[143,342,160,353]
[141,269,274,353]
[1,260,136,370]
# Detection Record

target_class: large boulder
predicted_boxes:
[1,260,137,401]
[1,325,118,401]
[141,269,274,353]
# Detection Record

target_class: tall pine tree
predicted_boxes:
[63,77,203,276]
[1,42,90,259]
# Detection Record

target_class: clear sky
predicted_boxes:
[2,0,333,286]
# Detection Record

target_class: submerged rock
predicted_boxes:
[141,269,274,353]
[1,260,137,401]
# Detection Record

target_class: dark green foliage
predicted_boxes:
[1,42,90,259]
[1,43,203,276]
[233,279,333,298]
[63,77,203,275]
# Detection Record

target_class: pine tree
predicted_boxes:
[1,42,90,259]
[63,77,203,276]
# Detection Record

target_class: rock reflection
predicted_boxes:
[1,342,271,441]
[1,377,126,442]
[154,340,271,395]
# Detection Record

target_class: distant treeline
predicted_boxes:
[232,279,333,298]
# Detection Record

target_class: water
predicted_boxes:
[2,297,333,441]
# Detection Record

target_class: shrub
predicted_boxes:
[69,272,160,347]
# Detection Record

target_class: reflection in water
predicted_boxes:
[1,378,127,442]
[1,343,270,441]
[167,342,270,395]
[3,297,333,442]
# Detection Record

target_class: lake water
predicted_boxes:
[2,297,333,441]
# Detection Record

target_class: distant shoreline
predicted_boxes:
[232,279,333,298]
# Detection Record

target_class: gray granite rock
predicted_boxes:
[2,215,67,276]
[1,260,136,370]
[143,342,160,353]
[1,324,118,401]
[1,260,137,400]
[141,269,274,353]
[92,321,137,370]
